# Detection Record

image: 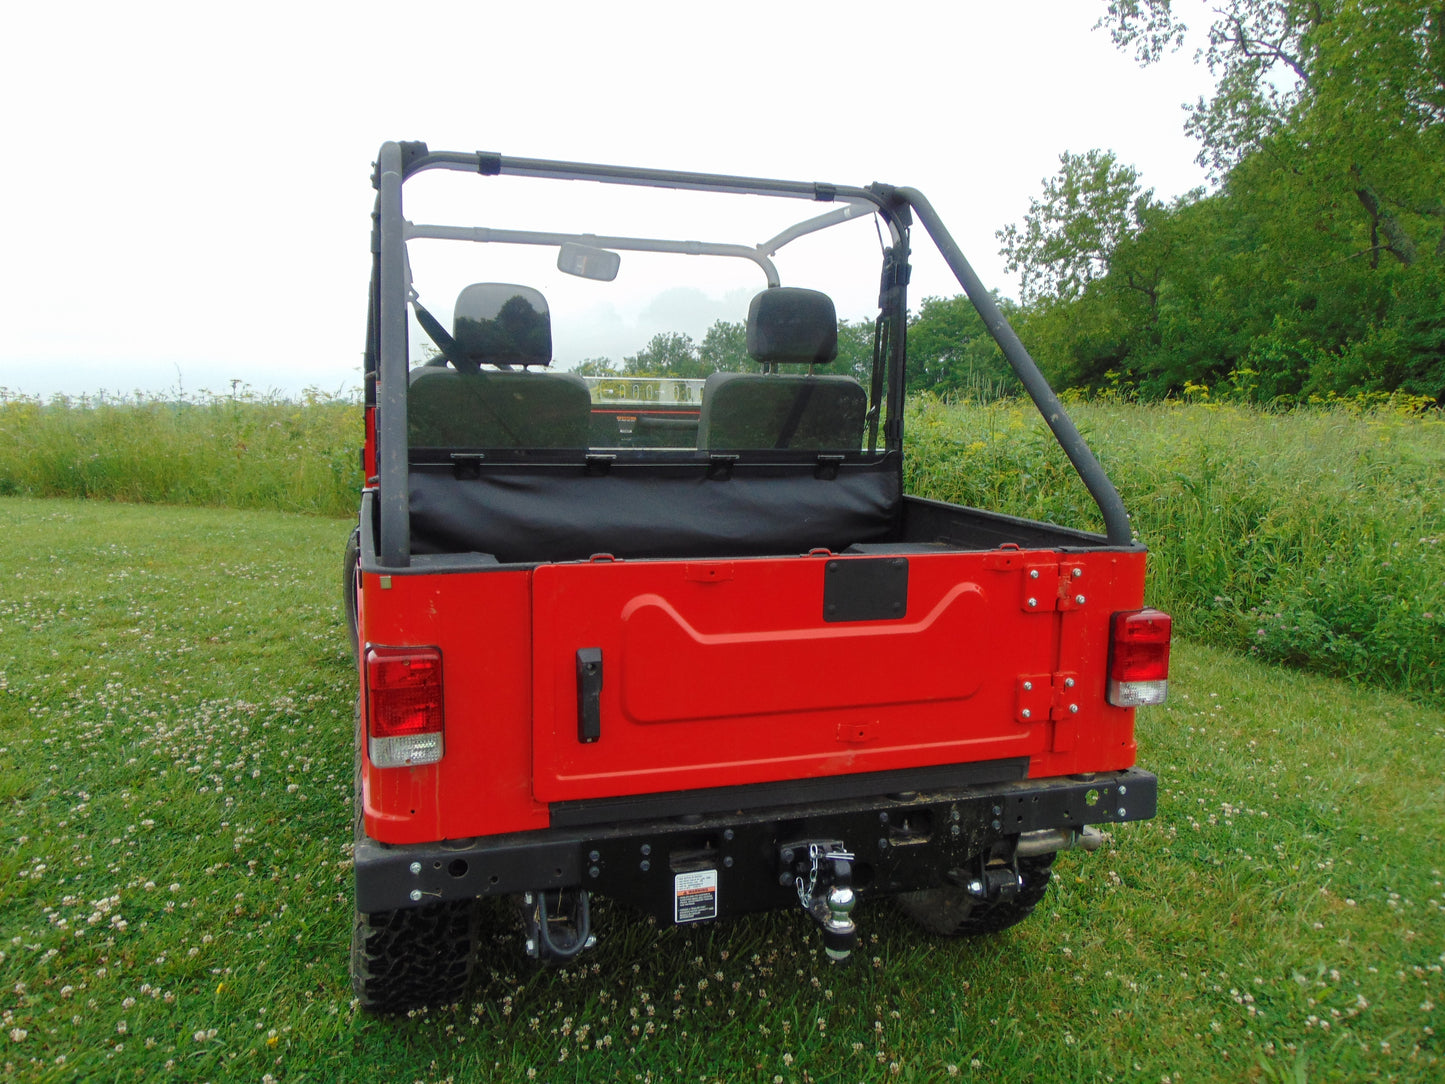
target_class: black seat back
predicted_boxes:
[696,288,866,451]
[408,284,591,448]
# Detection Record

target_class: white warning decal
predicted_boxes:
[674,869,719,924]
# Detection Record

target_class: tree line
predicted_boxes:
[1000,0,1444,403]
[588,3,1442,406]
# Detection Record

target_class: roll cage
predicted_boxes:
[363,141,1132,568]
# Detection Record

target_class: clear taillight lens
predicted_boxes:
[365,646,444,767]
[1108,609,1172,707]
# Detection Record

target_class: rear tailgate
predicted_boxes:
[531,549,1142,803]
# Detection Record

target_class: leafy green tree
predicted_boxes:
[622,332,702,377]
[572,357,618,376]
[698,320,751,373]
[997,150,1156,304]
[905,295,1017,398]
[1098,1,1445,266]
[1052,1,1445,401]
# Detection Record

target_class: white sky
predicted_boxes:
[0,0,1215,399]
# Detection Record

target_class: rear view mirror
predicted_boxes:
[558,242,621,282]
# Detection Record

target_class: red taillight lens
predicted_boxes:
[1108,609,1172,707]
[365,646,444,767]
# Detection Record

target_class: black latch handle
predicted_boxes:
[576,648,603,743]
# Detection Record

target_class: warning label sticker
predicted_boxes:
[674,869,718,924]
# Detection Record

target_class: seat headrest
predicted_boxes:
[453,283,553,367]
[746,288,838,365]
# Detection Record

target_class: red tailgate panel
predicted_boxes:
[532,553,1066,802]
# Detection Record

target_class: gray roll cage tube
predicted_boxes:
[366,141,1132,568]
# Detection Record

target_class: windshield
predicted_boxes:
[394,169,906,460]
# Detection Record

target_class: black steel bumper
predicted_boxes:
[354,766,1156,919]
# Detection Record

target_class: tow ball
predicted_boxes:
[787,842,859,961]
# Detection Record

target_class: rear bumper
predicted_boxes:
[354,767,1156,918]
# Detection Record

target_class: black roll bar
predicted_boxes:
[893,187,1134,546]
[369,143,1134,567]
[376,142,411,567]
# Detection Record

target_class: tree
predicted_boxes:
[697,320,751,373]
[1097,1,1445,266]
[835,319,877,387]
[905,295,1017,398]
[997,150,1156,304]
[1026,1,1445,403]
[622,332,702,377]
[572,357,618,377]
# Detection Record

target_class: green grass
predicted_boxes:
[0,388,358,517]
[1,390,1440,704]
[906,397,1445,703]
[1,498,1441,1082]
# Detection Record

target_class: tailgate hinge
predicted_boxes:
[1014,670,1081,725]
[1021,560,1090,612]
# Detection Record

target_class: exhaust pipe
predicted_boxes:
[1015,825,1105,858]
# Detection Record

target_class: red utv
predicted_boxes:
[344,142,1170,1012]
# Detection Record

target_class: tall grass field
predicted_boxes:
[0,498,1439,1082]
[2,389,1441,702]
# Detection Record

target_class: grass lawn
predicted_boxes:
[0,498,1440,1082]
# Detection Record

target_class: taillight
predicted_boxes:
[1108,609,1172,707]
[365,646,444,768]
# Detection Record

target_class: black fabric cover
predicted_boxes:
[408,459,901,562]
[746,288,839,364]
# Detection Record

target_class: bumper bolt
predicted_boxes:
[408,862,422,875]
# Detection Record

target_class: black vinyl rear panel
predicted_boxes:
[408,457,903,563]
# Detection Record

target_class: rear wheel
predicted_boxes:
[896,852,1056,937]
[350,898,481,1014]
[342,528,360,659]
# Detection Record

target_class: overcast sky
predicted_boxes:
[0,0,1215,399]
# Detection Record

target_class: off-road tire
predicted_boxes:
[342,528,360,659]
[896,853,1056,937]
[350,898,481,1014]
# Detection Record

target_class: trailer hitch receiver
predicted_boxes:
[791,842,859,961]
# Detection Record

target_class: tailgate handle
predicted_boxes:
[576,648,603,743]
